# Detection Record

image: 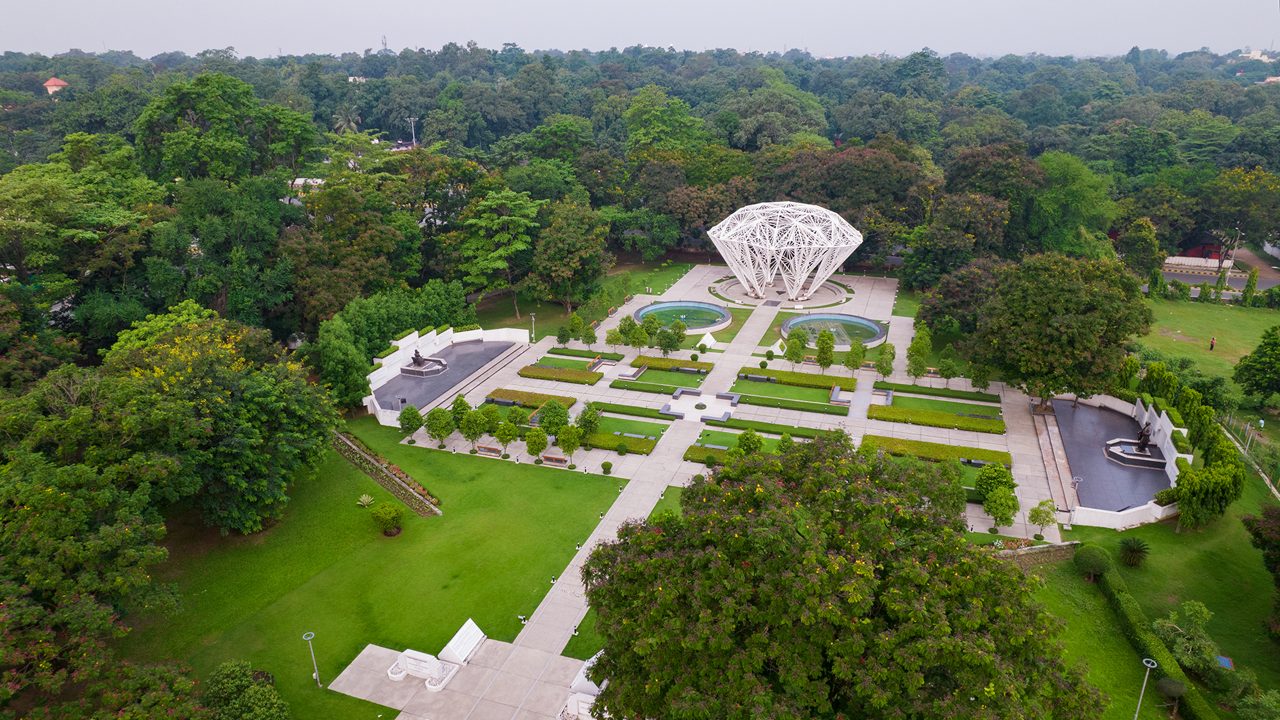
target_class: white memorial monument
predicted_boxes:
[708,201,862,301]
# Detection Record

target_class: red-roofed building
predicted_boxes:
[43,77,69,95]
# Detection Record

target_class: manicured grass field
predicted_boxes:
[731,378,831,403]
[1063,471,1280,699]
[475,261,693,340]
[697,429,781,453]
[639,367,704,387]
[538,356,592,370]
[764,311,801,347]
[689,306,754,349]
[893,289,923,318]
[597,416,668,439]
[1031,561,1167,720]
[120,420,622,718]
[1141,299,1280,379]
[893,394,1002,419]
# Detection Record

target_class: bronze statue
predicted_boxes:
[1137,422,1152,452]
[412,349,426,367]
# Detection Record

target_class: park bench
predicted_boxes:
[543,454,568,466]
[477,444,502,457]
[829,386,851,406]
[739,373,775,383]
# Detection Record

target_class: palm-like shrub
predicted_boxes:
[1118,537,1150,567]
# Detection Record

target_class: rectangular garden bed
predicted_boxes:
[872,381,1000,404]
[859,434,1012,466]
[487,388,579,409]
[867,405,1006,434]
[731,378,832,403]
[517,364,603,385]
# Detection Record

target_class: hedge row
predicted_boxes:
[548,347,625,361]
[737,393,849,416]
[517,364,603,385]
[332,433,441,512]
[868,405,1007,434]
[631,355,714,372]
[1172,429,1192,454]
[684,444,731,465]
[592,402,669,420]
[454,323,481,332]
[610,379,680,395]
[705,418,825,439]
[374,344,398,359]
[1098,568,1220,720]
[738,367,850,390]
[588,432,656,455]
[859,434,1013,467]
[872,381,1000,403]
[486,388,578,408]
[1152,396,1186,426]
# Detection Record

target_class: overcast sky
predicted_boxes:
[4,0,1279,60]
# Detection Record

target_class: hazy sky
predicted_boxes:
[4,0,1280,59]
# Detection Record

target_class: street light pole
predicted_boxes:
[302,631,321,688]
[405,116,418,146]
[530,313,536,342]
[1133,657,1157,719]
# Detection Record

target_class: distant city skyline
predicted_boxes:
[4,0,1279,60]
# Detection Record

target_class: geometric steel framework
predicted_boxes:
[708,201,863,301]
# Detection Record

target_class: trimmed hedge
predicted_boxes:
[868,405,1006,434]
[610,379,680,395]
[736,393,849,416]
[454,323,481,332]
[548,347,625,361]
[1152,396,1186,426]
[593,402,669,420]
[860,435,1013,467]
[1172,429,1192,454]
[684,445,731,465]
[589,432,656,455]
[374,345,398,359]
[631,355,714,372]
[486,388,578,409]
[517,364,603,385]
[738,367,850,390]
[705,418,825,439]
[1111,387,1138,403]
[872,381,1000,403]
[1098,569,1220,720]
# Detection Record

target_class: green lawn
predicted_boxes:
[1031,562,1167,720]
[690,306,754,349]
[731,378,831,403]
[639,367,704,388]
[893,289,923,318]
[763,311,801,348]
[697,429,781,453]
[120,419,622,718]
[1063,471,1280,703]
[562,487,685,661]
[475,261,694,340]
[893,395,1002,419]
[597,416,668,439]
[1141,299,1280,380]
[537,356,592,370]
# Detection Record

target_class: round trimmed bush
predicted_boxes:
[1033,533,1044,541]
[694,402,706,410]
[616,442,628,456]
[690,353,699,362]
[569,464,577,470]
[602,461,613,475]
[407,438,416,445]
[534,458,544,465]
[470,448,478,454]
[1073,545,1112,581]
[501,453,510,459]
[765,350,775,360]
[759,360,768,369]
[987,526,999,534]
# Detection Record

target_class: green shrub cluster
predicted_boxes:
[736,393,849,416]
[1110,387,1138,403]
[610,379,681,394]
[374,345,398,359]
[871,381,1000,403]
[1171,429,1192,454]
[517,364,603,385]
[868,405,1007,434]
[1152,396,1186,426]
[1097,568,1221,720]
[737,367,849,390]
[592,402,669,419]
[705,418,824,439]
[630,355,714,372]
[453,323,481,332]
[589,432,656,454]
[548,347,624,361]
[684,444,730,465]
[859,435,1013,466]
[486,388,578,409]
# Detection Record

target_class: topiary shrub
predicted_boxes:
[371,504,404,537]
[765,350,775,360]
[1154,487,1179,506]
[690,354,699,362]
[1074,545,1112,581]
[602,461,613,475]
[534,458,544,465]
[759,360,768,369]
[616,442,628,456]
[704,454,719,467]
[698,343,708,353]
[1118,537,1150,567]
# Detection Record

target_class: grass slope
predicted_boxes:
[1142,299,1280,379]
[121,420,621,718]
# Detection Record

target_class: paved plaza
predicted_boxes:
[332,263,1073,718]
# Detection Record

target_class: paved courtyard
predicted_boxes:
[333,263,1073,718]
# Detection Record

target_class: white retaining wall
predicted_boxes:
[1070,501,1180,530]
[1163,255,1232,271]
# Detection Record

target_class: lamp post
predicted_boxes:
[1134,657,1157,719]
[302,631,321,688]
[405,116,418,146]
[530,313,536,342]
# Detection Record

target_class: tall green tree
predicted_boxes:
[582,434,1103,719]
[458,189,544,318]
[815,329,835,373]
[527,202,613,312]
[1113,217,1166,277]
[1234,325,1280,400]
[1029,152,1116,257]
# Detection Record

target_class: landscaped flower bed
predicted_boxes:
[859,434,1012,466]
[610,379,681,394]
[868,405,1006,433]
[548,347,625,361]
[332,432,441,513]
[738,367,850,390]
[588,433,656,455]
[630,355,714,372]
[486,388,578,408]
[517,364,603,385]
[872,381,1000,404]
[593,402,669,419]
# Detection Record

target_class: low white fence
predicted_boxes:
[1163,255,1232,271]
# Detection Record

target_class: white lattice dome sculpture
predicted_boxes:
[708,201,862,301]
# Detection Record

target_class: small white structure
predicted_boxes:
[697,332,717,350]
[386,649,458,691]
[439,618,485,666]
[708,202,862,302]
[560,651,605,719]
